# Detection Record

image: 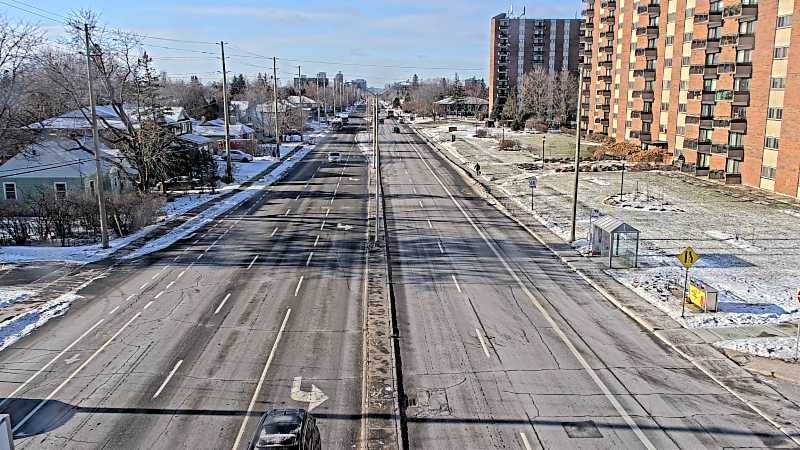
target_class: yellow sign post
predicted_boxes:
[677,247,700,317]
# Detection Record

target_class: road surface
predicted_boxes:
[0,120,369,449]
[380,119,798,450]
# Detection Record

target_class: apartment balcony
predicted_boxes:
[694,13,709,23]
[713,118,730,128]
[635,47,658,58]
[601,15,616,24]
[730,118,747,133]
[598,89,612,97]
[725,173,742,184]
[706,39,720,53]
[700,118,715,128]
[581,102,590,111]
[600,45,614,53]
[733,91,750,106]
[582,7,595,15]
[691,39,706,50]
[697,141,712,153]
[600,60,614,68]
[702,91,717,102]
[708,11,723,24]
[721,34,738,46]
[636,26,660,37]
[724,3,758,20]
[738,34,755,50]
[602,30,615,38]
[685,115,700,124]
[633,68,657,80]
[601,0,616,7]
[585,21,595,29]
[717,63,735,74]
[715,90,734,101]
[642,90,655,101]
[598,74,613,83]
[639,132,653,143]
[596,103,611,111]
[727,145,745,161]
[689,65,706,75]
[735,64,752,77]
[640,111,654,121]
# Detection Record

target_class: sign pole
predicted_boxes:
[530,186,534,211]
[681,267,689,318]
[794,322,800,362]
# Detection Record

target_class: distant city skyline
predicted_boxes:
[3,0,582,87]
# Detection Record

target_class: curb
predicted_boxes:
[409,124,800,446]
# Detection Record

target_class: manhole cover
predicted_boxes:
[563,420,603,438]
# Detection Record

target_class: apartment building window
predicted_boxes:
[736,49,752,63]
[704,79,717,91]
[685,7,695,17]
[701,104,715,117]
[662,79,671,89]
[642,122,652,133]
[710,0,723,12]
[735,77,750,91]
[668,13,676,23]
[645,80,655,91]
[665,58,673,67]
[777,15,792,28]
[677,126,686,135]
[729,132,744,146]
[54,182,67,200]
[627,101,634,108]
[708,26,721,40]
[647,38,657,48]
[771,77,786,89]
[768,107,784,120]
[646,59,657,69]
[699,128,713,141]
[761,165,777,179]
[682,56,690,65]
[732,105,747,119]
[678,103,687,112]
[765,136,780,149]
[739,21,755,34]
[706,53,720,65]
[630,42,637,51]
[661,102,669,109]
[683,32,693,42]
[774,47,789,59]
[659,124,668,133]
[680,80,688,91]
[649,16,659,26]
[698,153,710,168]
[643,102,653,112]
[727,158,741,174]
[665,36,674,45]
[3,183,16,200]
[626,120,632,128]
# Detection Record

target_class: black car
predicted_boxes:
[156,176,200,191]
[248,408,321,450]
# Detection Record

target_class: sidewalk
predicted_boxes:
[410,122,800,443]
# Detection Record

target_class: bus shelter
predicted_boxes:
[591,216,640,268]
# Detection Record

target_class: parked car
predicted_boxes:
[229,150,252,162]
[156,176,200,191]
[328,152,341,162]
[247,408,321,450]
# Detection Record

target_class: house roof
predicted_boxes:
[163,107,190,124]
[0,136,131,179]
[592,216,639,234]
[287,95,317,105]
[192,119,254,138]
[177,133,213,145]
[434,96,489,106]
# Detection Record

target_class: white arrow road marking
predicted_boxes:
[337,223,353,231]
[291,376,329,412]
[152,359,183,399]
[64,354,80,365]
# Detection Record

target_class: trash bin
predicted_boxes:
[451,135,456,142]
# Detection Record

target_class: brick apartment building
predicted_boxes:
[582,0,800,198]
[488,14,583,117]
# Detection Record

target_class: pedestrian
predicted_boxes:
[474,162,481,176]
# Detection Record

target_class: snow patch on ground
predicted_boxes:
[0,289,34,309]
[605,192,684,212]
[0,293,81,353]
[716,336,800,361]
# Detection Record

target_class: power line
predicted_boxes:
[6,0,69,20]
[0,0,64,24]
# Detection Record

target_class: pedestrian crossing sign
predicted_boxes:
[677,247,700,269]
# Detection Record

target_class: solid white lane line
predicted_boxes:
[152,359,183,399]
[230,308,292,450]
[320,220,326,230]
[271,227,279,237]
[438,241,445,254]
[476,329,491,358]
[294,276,304,297]
[144,301,154,310]
[214,293,231,315]
[427,219,433,229]
[285,208,291,216]
[12,313,141,433]
[247,255,259,270]
[140,282,148,290]
[325,207,331,217]
[520,433,533,450]
[0,318,105,410]
[125,294,135,302]
[314,235,320,247]
[452,274,462,293]
[154,290,165,299]
[306,252,314,267]
[410,141,658,450]
[108,305,120,316]
[205,243,215,252]
[166,281,175,289]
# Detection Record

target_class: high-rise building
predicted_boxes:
[334,72,344,88]
[488,14,583,116]
[582,0,800,198]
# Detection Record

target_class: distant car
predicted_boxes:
[547,128,562,134]
[157,176,200,191]
[399,118,405,124]
[328,152,341,162]
[248,408,320,450]
[393,126,400,133]
[228,150,252,162]
[378,118,384,124]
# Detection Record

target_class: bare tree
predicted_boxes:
[0,16,44,159]
[519,68,552,123]
[551,69,578,125]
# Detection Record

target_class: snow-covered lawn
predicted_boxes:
[0,289,80,353]
[415,122,800,343]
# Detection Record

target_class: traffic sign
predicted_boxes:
[528,177,538,188]
[677,247,700,269]
[796,289,800,304]
[590,208,600,219]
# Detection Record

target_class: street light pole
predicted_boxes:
[568,63,585,243]
[220,41,233,183]
[272,57,280,158]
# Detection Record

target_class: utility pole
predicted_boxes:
[272,57,281,158]
[220,41,233,182]
[568,63,585,243]
[297,65,304,143]
[316,75,322,125]
[374,94,381,242]
[84,23,109,249]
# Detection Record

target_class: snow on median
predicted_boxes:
[0,292,81,353]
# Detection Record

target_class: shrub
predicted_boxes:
[0,200,31,245]
[498,139,521,151]
[475,129,488,138]
[106,193,164,237]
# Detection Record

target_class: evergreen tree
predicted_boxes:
[230,74,247,98]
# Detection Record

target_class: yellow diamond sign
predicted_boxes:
[677,247,700,269]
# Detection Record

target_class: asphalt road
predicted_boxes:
[381,119,799,450]
[0,120,369,449]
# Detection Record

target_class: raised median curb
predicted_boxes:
[408,124,800,447]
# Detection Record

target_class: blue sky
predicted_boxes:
[4,0,581,86]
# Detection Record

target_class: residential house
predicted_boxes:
[0,136,135,201]
[433,96,490,117]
